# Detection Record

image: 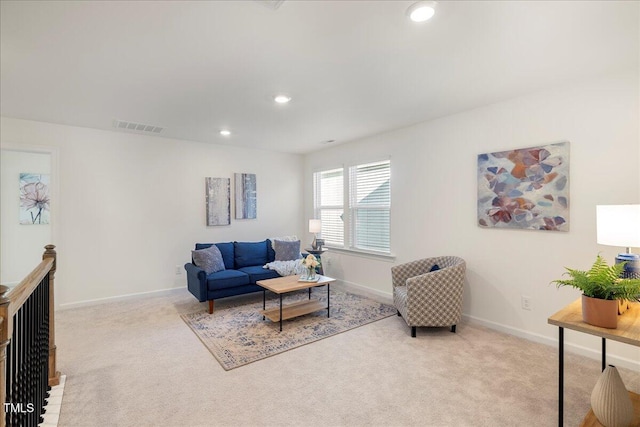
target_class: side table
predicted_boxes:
[548,299,640,427]
[304,249,326,275]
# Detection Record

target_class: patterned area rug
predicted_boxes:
[181,288,396,370]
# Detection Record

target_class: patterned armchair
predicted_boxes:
[392,256,466,337]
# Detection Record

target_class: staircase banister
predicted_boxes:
[5,258,53,320]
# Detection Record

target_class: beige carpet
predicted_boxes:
[181,288,396,370]
[54,288,640,426]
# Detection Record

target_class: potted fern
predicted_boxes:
[552,255,640,329]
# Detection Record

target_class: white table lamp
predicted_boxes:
[309,219,322,250]
[596,204,640,278]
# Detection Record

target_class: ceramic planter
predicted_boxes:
[581,295,618,329]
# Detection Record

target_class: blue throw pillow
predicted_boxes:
[192,245,225,274]
[234,240,268,268]
[430,264,440,272]
[274,240,301,261]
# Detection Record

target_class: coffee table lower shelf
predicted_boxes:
[260,299,326,322]
[579,391,640,427]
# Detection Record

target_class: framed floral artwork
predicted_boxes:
[20,173,50,225]
[477,142,569,231]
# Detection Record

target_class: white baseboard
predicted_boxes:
[334,279,393,305]
[58,286,184,310]
[463,314,640,372]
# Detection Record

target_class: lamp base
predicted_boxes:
[615,253,640,279]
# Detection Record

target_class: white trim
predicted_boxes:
[324,246,396,261]
[57,286,184,310]
[463,314,640,371]
[333,279,393,305]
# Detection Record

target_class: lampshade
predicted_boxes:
[309,219,322,234]
[596,205,640,248]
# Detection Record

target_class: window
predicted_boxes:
[349,160,391,252]
[313,168,344,246]
[313,160,391,254]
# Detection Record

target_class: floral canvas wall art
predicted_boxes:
[20,173,50,225]
[206,177,230,226]
[477,141,569,231]
[235,173,257,219]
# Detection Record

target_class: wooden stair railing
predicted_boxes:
[0,245,61,427]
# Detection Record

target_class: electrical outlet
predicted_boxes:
[521,295,532,311]
[175,265,182,275]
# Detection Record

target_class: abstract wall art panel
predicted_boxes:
[477,141,569,231]
[20,173,50,225]
[205,177,230,226]
[235,173,257,219]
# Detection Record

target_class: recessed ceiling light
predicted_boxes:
[407,1,436,22]
[219,129,231,136]
[274,95,292,104]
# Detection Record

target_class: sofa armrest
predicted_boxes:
[185,263,207,302]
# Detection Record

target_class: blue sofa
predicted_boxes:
[184,240,281,314]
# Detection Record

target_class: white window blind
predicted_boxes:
[313,160,391,255]
[313,168,344,246]
[349,160,391,253]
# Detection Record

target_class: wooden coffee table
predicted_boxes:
[257,274,335,332]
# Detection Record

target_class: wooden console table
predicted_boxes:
[548,299,640,427]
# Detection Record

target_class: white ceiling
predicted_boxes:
[1,1,638,154]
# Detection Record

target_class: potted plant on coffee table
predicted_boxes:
[552,254,640,329]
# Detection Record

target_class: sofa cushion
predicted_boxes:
[266,239,275,263]
[196,242,234,270]
[192,245,225,274]
[206,270,250,291]
[238,266,280,283]
[234,240,268,268]
[274,239,301,261]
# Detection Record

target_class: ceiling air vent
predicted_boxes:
[112,119,164,134]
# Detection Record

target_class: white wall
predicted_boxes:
[305,69,640,367]
[0,149,52,284]
[0,118,305,307]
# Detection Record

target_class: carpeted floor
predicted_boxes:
[55,287,640,426]
[181,288,396,370]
